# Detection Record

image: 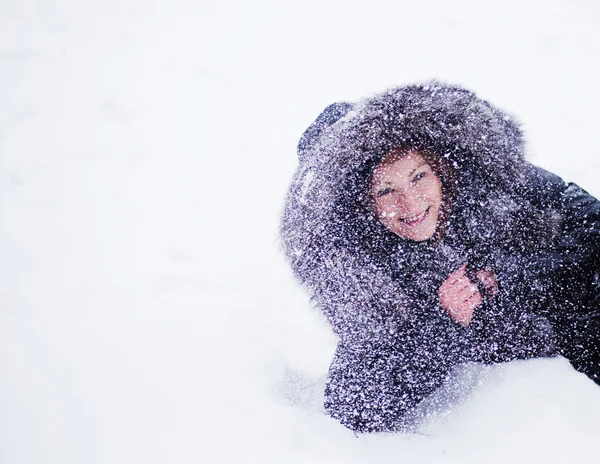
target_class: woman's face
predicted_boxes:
[370,150,443,241]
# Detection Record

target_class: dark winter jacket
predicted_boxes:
[280,83,600,433]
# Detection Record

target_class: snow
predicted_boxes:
[1,0,600,462]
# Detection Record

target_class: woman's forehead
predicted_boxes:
[371,150,427,181]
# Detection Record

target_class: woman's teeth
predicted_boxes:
[400,207,429,223]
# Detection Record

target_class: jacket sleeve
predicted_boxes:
[498,164,600,307]
[513,164,600,382]
[521,164,600,262]
[468,295,558,364]
[323,324,459,433]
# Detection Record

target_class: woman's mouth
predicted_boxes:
[399,207,430,225]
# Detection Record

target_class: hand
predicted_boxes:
[474,268,499,297]
[438,263,482,327]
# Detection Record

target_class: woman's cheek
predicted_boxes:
[376,201,397,219]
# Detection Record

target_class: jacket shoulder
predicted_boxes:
[518,163,569,209]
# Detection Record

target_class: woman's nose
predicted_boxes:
[396,189,422,211]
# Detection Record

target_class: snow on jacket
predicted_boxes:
[280,82,600,433]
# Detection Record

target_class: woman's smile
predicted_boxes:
[399,206,430,224]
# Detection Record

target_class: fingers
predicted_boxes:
[440,271,479,302]
[464,288,483,309]
[438,262,488,327]
[450,278,478,295]
[446,274,472,289]
[439,289,481,321]
[474,270,491,287]
[441,276,473,299]
[446,263,488,297]
[447,285,480,306]
[450,291,481,325]
[474,268,499,296]
[446,263,473,288]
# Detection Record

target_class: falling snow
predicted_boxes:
[4,1,600,462]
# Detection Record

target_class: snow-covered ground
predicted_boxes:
[2,0,600,462]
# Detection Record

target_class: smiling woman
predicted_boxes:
[281,83,600,433]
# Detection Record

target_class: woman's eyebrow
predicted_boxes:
[374,161,428,187]
[408,161,428,177]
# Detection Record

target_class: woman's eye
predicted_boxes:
[412,172,427,182]
[377,188,393,197]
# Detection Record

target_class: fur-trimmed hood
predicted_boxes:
[281,82,559,343]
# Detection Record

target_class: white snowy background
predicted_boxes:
[2,0,600,462]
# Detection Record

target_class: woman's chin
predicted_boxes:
[407,230,436,242]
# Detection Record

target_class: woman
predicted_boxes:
[280,83,600,433]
